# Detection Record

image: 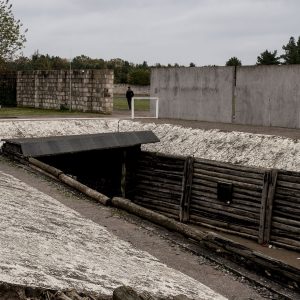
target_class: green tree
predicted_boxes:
[0,0,27,61]
[257,50,280,65]
[225,57,242,66]
[128,69,150,85]
[281,36,300,64]
[189,62,196,67]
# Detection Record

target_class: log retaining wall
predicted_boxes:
[132,151,300,252]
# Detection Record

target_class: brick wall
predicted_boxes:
[17,69,114,114]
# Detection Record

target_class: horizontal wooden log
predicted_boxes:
[273,204,300,215]
[134,189,181,204]
[276,180,300,191]
[270,236,300,248]
[193,169,263,186]
[278,173,300,184]
[190,192,260,214]
[28,157,63,178]
[190,204,259,224]
[192,177,262,199]
[273,210,300,222]
[141,151,186,161]
[233,186,262,198]
[133,201,179,217]
[133,196,180,210]
[274,197,300,209]
[135,183,182,197]
[135,180,183,192]
[272,216,300,228]
[190,214,258,237]
[191,187,261,208]
[59,174,110,206]
[194,159,266,174]
[194,162,265,180]
[137,163,184,173]
[193,175,262,192]
[136,172,182,184]
[138,157,184,167]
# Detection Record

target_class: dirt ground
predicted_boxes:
[1,155,298,300]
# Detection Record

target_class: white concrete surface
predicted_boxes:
[0,170,226,299]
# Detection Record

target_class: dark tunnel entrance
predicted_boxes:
[38,146,140,198]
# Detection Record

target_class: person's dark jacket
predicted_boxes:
[126,90,134,100]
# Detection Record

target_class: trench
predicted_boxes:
[38,146,140,199]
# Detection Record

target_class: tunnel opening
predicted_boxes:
[38,146,140,198]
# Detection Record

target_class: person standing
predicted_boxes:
[126,86,134,110]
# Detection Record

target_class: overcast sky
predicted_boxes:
[11,0,300,66]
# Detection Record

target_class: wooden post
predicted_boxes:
[121,150,126,198]
[258,171,270,244]
[180,157,194,222]
[263,169,278,244]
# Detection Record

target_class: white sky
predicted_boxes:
[11,0,300,66]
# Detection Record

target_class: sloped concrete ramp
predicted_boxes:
[0,170,226,300]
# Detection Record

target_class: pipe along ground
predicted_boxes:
[27,157,300,294]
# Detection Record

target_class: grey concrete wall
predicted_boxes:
[151,65,300,129]
[234,65,300,128]
[151,67,234,122]
[17,70,114,114]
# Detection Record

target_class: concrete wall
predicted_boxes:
[114,84,150,96]
[151,65,300,128]
[17,70,114,114]
[234,65,300,128]
[151,67,234,122]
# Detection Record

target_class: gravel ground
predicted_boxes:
[1,118,300,171]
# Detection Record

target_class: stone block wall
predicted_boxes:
[17,69,114,114]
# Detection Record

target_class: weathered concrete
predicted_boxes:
[234,65,300,128]
[151,67,234,122]
[151,65,300,129]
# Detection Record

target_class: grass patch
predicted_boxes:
[114,96,150,111]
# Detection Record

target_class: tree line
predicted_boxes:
[1,0,300,86]
[226,36,300,66]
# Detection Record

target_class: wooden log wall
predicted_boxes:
[189,158,268,241]
[130,151,300,252]
[132,152,185,220]
[271,170,300,251]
